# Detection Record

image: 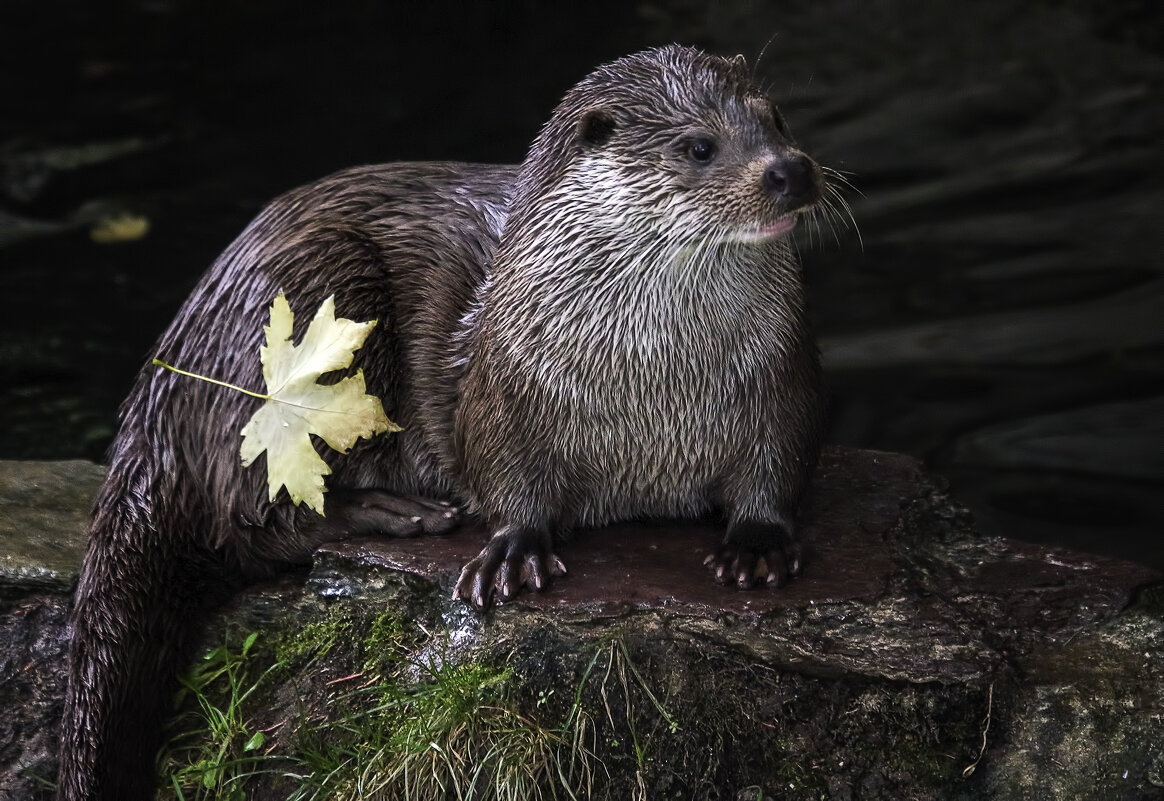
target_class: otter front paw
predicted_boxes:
[703,517,803,589]
[454,525,567,610]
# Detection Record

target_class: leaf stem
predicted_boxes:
[152,359,270,400]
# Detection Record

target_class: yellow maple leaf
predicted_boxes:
[237,293,399,514]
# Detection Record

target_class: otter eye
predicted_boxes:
[580,110,616,147]
[688,138,717,164]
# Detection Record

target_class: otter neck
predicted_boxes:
[490,157,797,305]
[475,208,802,388]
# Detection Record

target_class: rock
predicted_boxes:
[0,460,101,801]
[0,450,1160,800]
[0,460,102,604]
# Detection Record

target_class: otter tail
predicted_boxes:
[57,462,225,801]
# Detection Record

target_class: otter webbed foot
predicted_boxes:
[454,524,567,610]
[319,489,462,538]
[703,516,803,589]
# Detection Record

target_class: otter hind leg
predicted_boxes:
[300,489,462,542]
[453,524,567,609]
[704,514,804,589]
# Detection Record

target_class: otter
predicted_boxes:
[57,45,830,800]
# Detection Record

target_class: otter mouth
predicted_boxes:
[759,216,798,238]
[736,216,797,243]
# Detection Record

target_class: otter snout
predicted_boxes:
[763,154,820,209]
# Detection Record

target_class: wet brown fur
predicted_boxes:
[58,46,825,800]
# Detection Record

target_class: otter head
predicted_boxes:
[502,44,824,255]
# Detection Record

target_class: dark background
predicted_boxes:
[1,0,1161,568]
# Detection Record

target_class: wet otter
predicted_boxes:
[58,45,829,800]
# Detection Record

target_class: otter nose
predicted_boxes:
[762,154,816,203]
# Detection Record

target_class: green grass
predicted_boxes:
[288,660,595,801]
[157,611,602,800]
[158,631,287,801]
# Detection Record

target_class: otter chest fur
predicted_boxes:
[473,232,809,524]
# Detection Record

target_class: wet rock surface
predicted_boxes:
[0,460,103,603]
[1,450,1160,799]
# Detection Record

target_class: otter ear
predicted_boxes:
[578,109,617,148]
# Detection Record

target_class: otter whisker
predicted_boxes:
[819,165,861,193]
[822,180,862,251]
[812,196,843,250]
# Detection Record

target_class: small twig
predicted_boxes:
[963,683,994,777]
[325,672,365,686]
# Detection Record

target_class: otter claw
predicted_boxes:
[454,525,564,610]
[705,545,789,588]
[704,517,802,589]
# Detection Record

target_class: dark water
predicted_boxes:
[1,1,1161,568]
